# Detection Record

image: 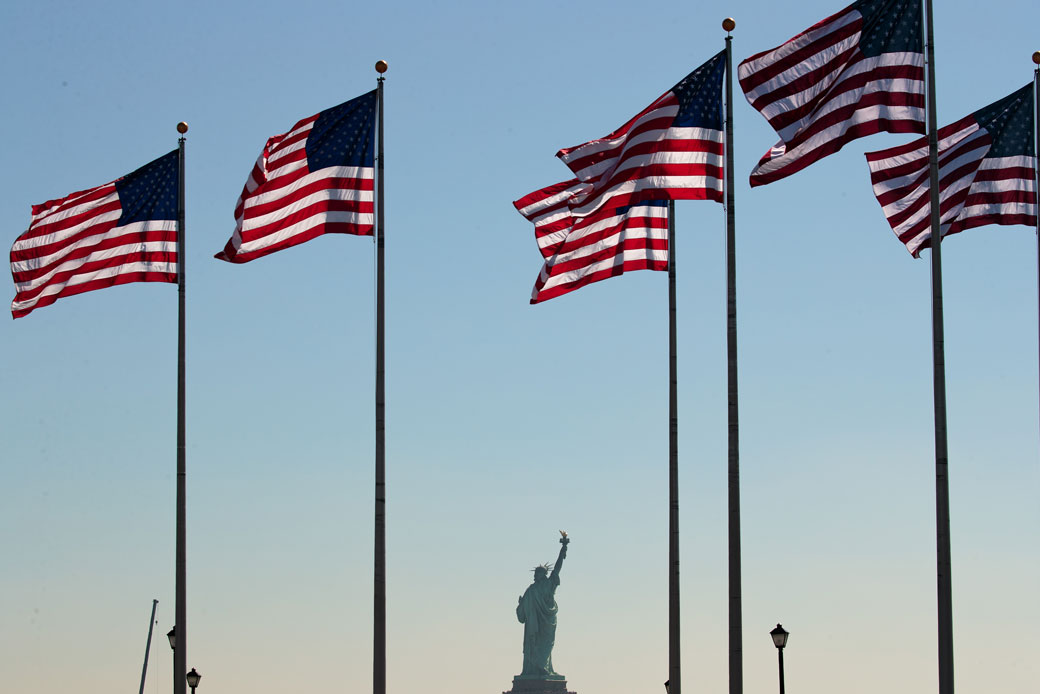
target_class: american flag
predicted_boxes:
[513,52,725,303]
[866,83,1037,256]
[216,90,377,263]
[514,179,668,304]
[556,50,727,207]
[739,0,925,186]
[10,150,179,319]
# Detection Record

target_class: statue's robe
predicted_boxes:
[516,573,561,678]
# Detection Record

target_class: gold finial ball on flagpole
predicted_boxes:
[176,122,189,134]
[722,17,736,32]
[1032,51,1040,65]
[375,60,389,74]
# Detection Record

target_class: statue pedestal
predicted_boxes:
[504,677,576,694]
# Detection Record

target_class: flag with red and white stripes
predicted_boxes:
[216,90,376,263]
[556,50,726,207]
[10,150,179,319]
[512,52,725,303]
[514,179,668,304]
[739,0,925,187]
[866,83,1037,256]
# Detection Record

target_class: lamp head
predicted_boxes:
[770,623,789,649]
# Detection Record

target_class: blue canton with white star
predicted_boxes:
[115,149,179,225]
[669,51,726,130]
[855,0,922,57]
[307,89,377,171]
[973,83,1036,158]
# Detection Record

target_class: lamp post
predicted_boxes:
[186,668,200,694]
[770,623,789,694]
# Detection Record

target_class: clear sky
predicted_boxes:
[2,1,1038,693]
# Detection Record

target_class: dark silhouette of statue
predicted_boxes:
[516,531,569,681]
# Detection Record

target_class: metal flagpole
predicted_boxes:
[667,198,681,694]
[175,121,188,694]
[922,2,954,693]
[373,59,388,694]
[1033,52,1040,454]
[722,19,743,694]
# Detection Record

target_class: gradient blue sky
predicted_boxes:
[2,2,1038,693]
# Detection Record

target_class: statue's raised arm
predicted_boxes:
[550,530,569,580]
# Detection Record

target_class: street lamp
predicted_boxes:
[770,623,789,694]
[186,668,201,694]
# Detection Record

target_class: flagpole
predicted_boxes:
[667,197,681,694]
[373,59,388,694]
[922,2,954,693]
[174,121,188,694]
[1033,52,1040,453]
[722,18,743,694]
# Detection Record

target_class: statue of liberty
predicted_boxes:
[516,531,570,681]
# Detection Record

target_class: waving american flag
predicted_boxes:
[514,52,726,303]
[217,90,376,264]
[11,150,179,318]
[866,83,1037,256]
[739,0,925,186]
